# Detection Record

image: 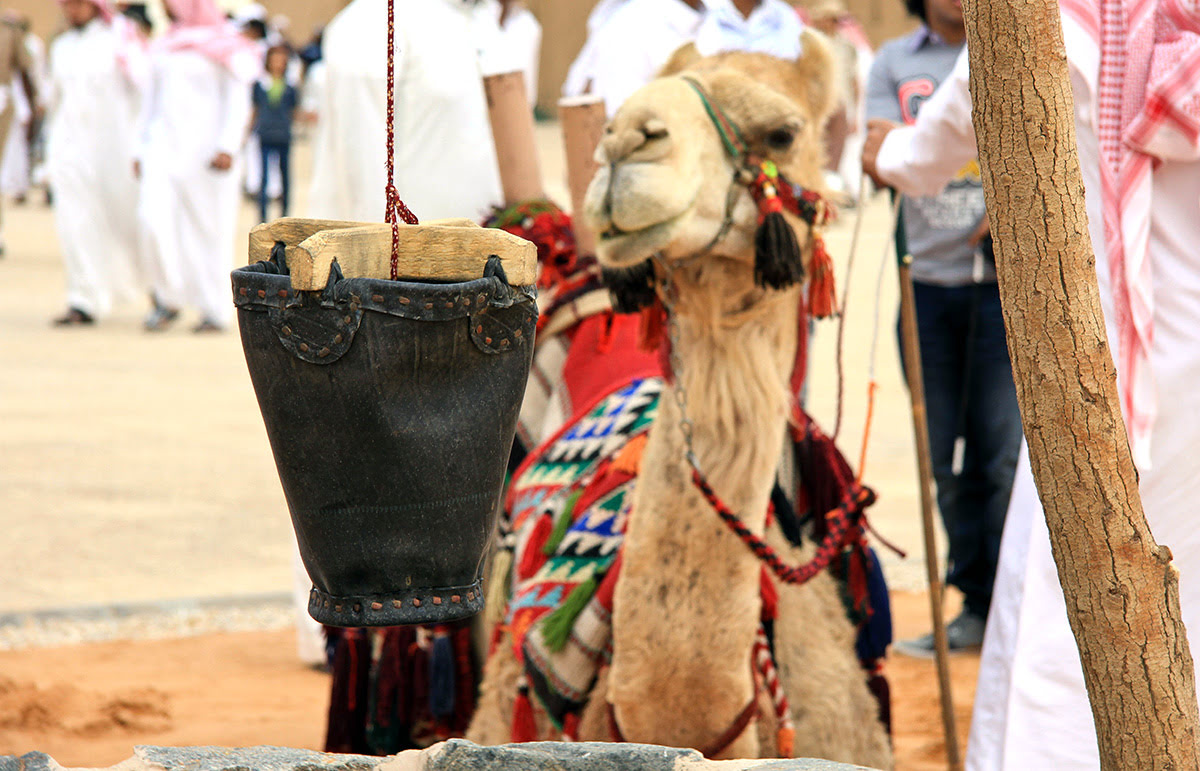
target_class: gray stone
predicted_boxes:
[1,743,878,771]
[0,753,57,771]
[134,746,382,771]
[423,740,875,770]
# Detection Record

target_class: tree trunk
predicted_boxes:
[962,0,1200,767]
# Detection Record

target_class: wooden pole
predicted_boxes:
[898,252,962,771]
[962,0,1200,765]
[483,71,544,204]
[558,95,607,256]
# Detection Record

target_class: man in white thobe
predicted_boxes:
[693,0,805,59]
[862,2,1200,767]
[307,0,502,224]
[478,0,542,108]
[136,0,259,332]
[562,0,629,99]
[572,0,707,118]
[47,0,147,326]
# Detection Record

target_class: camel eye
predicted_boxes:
[766,127,796,151]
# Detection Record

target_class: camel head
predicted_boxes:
[584,29,841,315]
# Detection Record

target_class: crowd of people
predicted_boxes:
[22,0,1200,767]
[32,0,541,332]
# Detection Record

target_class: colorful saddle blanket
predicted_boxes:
[501,377,661,726]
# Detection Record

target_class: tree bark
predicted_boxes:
[962,0,1200,767]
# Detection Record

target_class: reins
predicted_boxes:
[384,0,418,279]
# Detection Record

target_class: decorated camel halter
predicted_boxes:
[681,76,838,318]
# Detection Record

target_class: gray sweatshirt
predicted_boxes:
[866,27,993,287]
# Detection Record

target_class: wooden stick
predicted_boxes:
[898,253,962,771]
[484,71,545,204]
[248,217,537,290]
[558,96,606,256]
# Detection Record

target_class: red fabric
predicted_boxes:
[559,312,663,418]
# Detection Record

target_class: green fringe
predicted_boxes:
[543,488,583,556]
[540,576,598,653]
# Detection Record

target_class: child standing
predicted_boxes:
[251,45,296,223]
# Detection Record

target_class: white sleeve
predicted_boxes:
[218,68,254,156]
[134,59,160,163]
[876,47,978,197]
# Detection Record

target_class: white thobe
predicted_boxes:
[1,73,30,196]
[693,0,804,59]
[876,31,1200,771]
[46,19,147,318]
[578,0,705,117]
[137,50,253,326]
[562,0,629,98]
[478,1,542,107]
[308,0,501,224]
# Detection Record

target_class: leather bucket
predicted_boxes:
[233,220,537,627]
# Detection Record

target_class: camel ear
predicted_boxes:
[602,259,659,313]
[793,28,841,124]
[659,42,703,77]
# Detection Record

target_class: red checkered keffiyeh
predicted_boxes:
[1061,0,1200,467]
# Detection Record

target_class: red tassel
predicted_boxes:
[562,711,581,742]
[637,302,667,352]
[777,725,795,758]
[517,514,553,580]
[512,681,538,743]
[807,235,838,319]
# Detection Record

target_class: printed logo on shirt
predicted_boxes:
[898,77,936,125]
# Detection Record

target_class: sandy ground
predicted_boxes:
[0,126,971,768]
[0,593,978,769]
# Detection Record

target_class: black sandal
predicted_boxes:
[52,307,95,326]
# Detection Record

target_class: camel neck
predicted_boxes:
[606,284,800,756]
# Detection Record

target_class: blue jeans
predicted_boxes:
[259,139,291,223]
[900,280,1022,619]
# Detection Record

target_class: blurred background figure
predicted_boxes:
[46,0,149,327]
[0,8,40,256]
[251,43,297,223]
[0,13,43,206]
[478,0,542,108]
[799,0,874,200]
[307,0,500,222]
[562,0,627,99]
[566,0,704,117]
[136,0,260,333]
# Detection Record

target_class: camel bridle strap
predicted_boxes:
[682,76,748,159]
[679,76,830,230]
[384,0,419,279]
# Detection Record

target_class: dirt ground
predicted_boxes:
[0,127,971,768]
[0,592,977,769]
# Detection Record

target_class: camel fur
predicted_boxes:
[467,31,892,768]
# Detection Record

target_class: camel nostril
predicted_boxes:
[643,119,669,140]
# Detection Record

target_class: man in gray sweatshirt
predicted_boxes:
[865,0,1021,655]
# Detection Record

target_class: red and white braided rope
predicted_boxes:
[753,625,793,744]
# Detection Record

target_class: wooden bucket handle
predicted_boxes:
[248,217,537,291]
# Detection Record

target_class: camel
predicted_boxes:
[467,32,893,768]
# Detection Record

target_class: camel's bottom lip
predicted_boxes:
[594,214,685,269]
